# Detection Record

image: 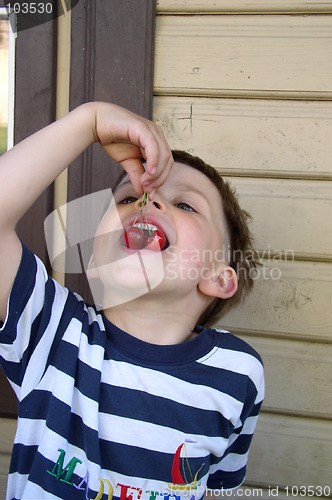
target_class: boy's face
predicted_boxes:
[89,162,231,307]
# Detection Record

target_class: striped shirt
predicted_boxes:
[0,243,264,500]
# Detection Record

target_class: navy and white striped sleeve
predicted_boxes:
[0,242,69,401]
[208,376,264,489]
[205,335,265,490]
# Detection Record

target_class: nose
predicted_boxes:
[153,201,161,210]
[134,192,166,213]
[149,191,168,213]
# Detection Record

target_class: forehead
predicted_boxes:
[118,162,222,205]
[169,161,222,201]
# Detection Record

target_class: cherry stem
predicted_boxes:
[132,193,151,234]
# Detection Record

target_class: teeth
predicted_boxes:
[132,222,158,231]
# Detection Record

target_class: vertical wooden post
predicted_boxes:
[0,17,57,418]
[66,0,157,301]
[0,0,157,417]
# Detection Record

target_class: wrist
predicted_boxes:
[73,101,101,145]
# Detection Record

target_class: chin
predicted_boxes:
[92,256,165,307]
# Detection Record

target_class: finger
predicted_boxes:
[145,143,172,178]
[140,141,173,184]
[150,123,173,171]
[127,123,160,172]
[120,158,145,195]
[134,122,172,178]
[148,189,157,202]
[141,152,174,192]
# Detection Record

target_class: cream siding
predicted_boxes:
[154,0,332,492]
[154,15,332,99]
[0,419,16,499]
[157,0,332,14]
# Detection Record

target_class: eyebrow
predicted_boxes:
[175,183,210,204]
[115,179,210,206]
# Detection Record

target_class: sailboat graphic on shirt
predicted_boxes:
[168,439,205,491]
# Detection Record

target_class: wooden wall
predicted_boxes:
[154,0,332,494]
[1,1,332,496]
[0,419,15,498]
[0,1,157,496]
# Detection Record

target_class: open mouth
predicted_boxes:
[120,222,170,251]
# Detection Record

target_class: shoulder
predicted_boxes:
[0,243,48,332]
[1,242,93,336]
[199,327,264,397]
[213,328,264,366]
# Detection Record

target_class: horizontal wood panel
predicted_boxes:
[0,418,15,496]
[246,413,332,488]
[0,474,8,500]
[237,334,332,417]
[0,457,10,478]
[153,96,332,179]
[220,260,332,341]
[0,419,16,455]
[227,177,332,259]
[154,16,332,97]
[157,0,332,14]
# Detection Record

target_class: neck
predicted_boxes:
[103,300,200,346]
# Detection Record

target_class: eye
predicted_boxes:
[175,202,197,212]
[119,196,138,205]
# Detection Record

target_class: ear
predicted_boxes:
[198,266,238,300]
[86,255,99,280]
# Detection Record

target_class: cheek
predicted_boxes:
[92,211,124,263]
[177,222,201,249]
[98,208,124,234]
[185,219,214,247]
[181,222,224,272]
[176,221,211,264]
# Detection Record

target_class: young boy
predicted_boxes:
[0,102,264,500]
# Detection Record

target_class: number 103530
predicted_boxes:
[284,485,331,497]
[6,3,53,14]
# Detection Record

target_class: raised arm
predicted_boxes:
[0,102,173,320]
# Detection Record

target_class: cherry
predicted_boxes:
[121,225,167,251]
[123,226,145,250]
[146,229,166,251]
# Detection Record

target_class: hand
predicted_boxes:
[93,102,173,194]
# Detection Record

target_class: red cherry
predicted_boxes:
[145,229,166,251]
[123,226,145,250]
